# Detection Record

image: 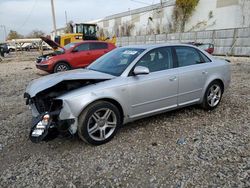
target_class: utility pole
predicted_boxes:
[50,0,57,36]
[0,25,7,41]
[65,11,68,25]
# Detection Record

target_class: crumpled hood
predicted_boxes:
[26,69,115,97]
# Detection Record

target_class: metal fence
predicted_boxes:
[116,27,250,56]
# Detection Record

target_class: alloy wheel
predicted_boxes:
[207,84,222,107]
[56,64,68,72]
[87,108,117,141]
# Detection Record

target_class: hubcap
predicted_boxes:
[56,64,68,72]
[87,108,117,141]
[207,84,221,107]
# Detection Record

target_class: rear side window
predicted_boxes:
[175,46,205,67]
[198,51,211,62]
[90,43,108,50]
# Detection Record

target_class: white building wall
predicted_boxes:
[186,0,243,31]
[94,0,249,37]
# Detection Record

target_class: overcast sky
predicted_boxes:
[0,0,160,41]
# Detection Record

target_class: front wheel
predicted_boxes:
[78,101,121,145]
[54,62,70,73]
[202,81,223,110]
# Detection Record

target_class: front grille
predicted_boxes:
[34,98,63,114]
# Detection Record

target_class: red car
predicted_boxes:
[36,37,116,73]
[188,42,214,54]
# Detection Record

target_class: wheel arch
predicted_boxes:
[212,79,224,93]
[201,77,225,103]
[79,98,125,124]
[53,60,71,70]
[75,97,125,124]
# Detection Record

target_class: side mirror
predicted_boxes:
[72,48,78,53]
[133,66,149,75]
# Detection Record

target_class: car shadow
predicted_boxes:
[119,104,202,132]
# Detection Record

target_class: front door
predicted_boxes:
[70,43,92,68]
[127,47,178,118]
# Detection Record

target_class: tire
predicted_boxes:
[78,101,121,145]
[202,81,223,110]
[53,62,70,73]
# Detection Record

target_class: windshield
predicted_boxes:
[64,42,78,50]
[76,24,97,36]
[88,47,145,76]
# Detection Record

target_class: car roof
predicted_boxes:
[121,43,198,50]
[76,40,110,44]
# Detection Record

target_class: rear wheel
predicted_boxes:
[54,62,70,73]
[202,81,223,110]
[78,101,121,145]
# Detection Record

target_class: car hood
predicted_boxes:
[25,69,115,97]
[40,36,64,50]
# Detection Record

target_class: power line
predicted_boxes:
[130,0,152,5]
[17,0,38,31]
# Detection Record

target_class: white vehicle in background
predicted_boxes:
[7,44,16,52]
[6,38,52,52]
[41,42,52,50]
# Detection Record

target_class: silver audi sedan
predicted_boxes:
[24,44,231,145]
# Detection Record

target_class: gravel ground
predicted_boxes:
[0,52,249,188]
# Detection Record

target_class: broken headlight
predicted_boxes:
[30,113,51,143]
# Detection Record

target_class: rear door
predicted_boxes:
[89,42,109,62]
[70,43,91,68]
[174,46,210,106]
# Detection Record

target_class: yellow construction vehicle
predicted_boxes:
[54,23,116,46]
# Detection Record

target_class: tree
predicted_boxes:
[7,30,23,40]
[172,0,199,32]
[64,21,74,34]
[27,30,45,38]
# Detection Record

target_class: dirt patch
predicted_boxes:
[0,52,249,187]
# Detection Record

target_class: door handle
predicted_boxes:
[169,76,177,81]
[202,71,208,75]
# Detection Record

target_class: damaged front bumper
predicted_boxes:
[30,112,76,143]
[25,93,77,143]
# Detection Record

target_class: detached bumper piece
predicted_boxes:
[29,112,75,143]
[30,113,52,143]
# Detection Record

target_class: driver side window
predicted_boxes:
[74,43,89,52]
[136,47,173,73]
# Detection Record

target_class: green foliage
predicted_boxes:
[173,0,199,32]
[64,21,74,34]
[27,30,45,38]
[7,30,23,40]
